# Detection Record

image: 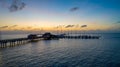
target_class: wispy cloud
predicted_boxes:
[55,24,80,29]
[65,25,75,28]
[0,0,26,12]
[0,26,8,29]
[81,25,87,28]
[70,7,79,12]
[9,0,26,12]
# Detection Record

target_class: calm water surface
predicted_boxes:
[0,33,120,67]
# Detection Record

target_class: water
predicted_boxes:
[0,34,28,40]
[0,33,120,67]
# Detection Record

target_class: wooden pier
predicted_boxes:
[0,38,29,48]
[0,33,100,48]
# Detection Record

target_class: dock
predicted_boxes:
[0,32,100,48]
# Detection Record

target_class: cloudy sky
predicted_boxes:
[0,0,120,32]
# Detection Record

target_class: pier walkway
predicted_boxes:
[0,33,100,48]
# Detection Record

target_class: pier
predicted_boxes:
[0,32,100,48]
[0,38,29,48]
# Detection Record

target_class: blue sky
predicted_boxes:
[0,0,120,32]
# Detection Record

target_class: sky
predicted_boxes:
[0,0,120,32]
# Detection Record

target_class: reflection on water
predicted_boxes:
[0,33,120,67]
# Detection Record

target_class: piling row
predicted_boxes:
[0,38,29,48]
[62,35,100,39]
